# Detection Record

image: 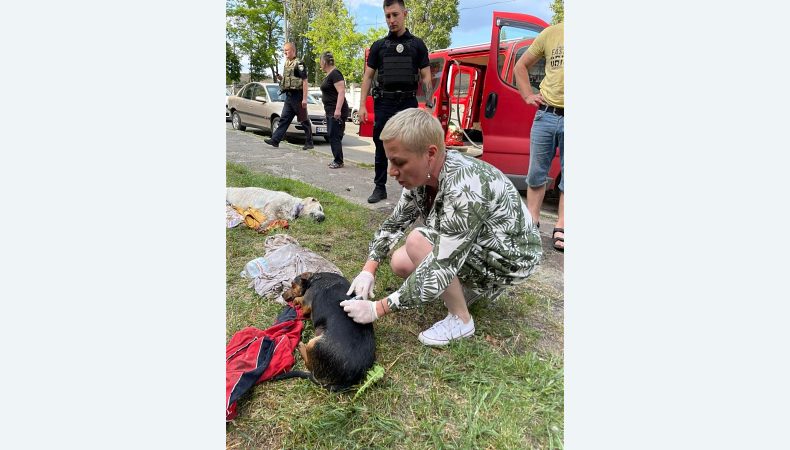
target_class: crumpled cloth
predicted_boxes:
[242,234,343,304]
[226,203,244,228]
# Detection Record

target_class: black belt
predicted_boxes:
[538,104,564,116]
[375,90,416,100]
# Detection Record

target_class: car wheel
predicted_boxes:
[270,116,280,135]
[351,110,360,125]
[232,112,246,131]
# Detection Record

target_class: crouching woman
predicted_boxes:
[340,108,542,346]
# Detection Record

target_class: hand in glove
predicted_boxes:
[346,270,375,300]
[339,299,379,324]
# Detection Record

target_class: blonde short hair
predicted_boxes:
[379,108,445,155]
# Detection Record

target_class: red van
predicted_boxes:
[360,12,560,191]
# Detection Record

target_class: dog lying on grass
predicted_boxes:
[226,187,325,223]
[281,272,376,392]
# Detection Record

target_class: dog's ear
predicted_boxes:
[282,272,313,302]
[294,271,314,292]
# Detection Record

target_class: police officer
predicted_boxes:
[265,42,314,150]
[359,0,433,203]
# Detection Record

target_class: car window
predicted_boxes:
[507,45,544,92]
[252,84,267,100]
[265,85,317,104]
[241,85,254,100]
[496,23,543,90]
[267,85,285,102]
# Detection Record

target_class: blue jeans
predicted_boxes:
[327,115,345,164]
[526,109,564,192]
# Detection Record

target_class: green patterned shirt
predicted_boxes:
[368,151,543,310]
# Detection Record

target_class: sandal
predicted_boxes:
[552,227,564,252]
[328,162,344,169]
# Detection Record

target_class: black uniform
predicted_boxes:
[367,29,430,197]
[320,68,350,165]
[270,58,313,147]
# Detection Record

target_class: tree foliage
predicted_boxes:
[226,0,283,80]
[304,0,385,84]
[281,0,323,85]
[226,42,242,84]
[551,0,564,24]
[406,0,459,51]
[224,0,399,85]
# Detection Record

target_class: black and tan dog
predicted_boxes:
[281,271,376,392]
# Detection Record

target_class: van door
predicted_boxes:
[358,48,375,137]
[480,12,552,190]
[448,64,480,131]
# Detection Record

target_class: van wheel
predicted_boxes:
[232,112,246,131]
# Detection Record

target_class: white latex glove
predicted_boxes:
[346,270,375,300]
[339,299,379,324]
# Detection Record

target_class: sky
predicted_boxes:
[345,0,553,48]
[238,0,554,74]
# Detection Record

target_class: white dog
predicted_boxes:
[226,187,326,223]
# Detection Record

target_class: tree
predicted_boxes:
[304,0,384,84]
[550,0,564,24]
[226,42,242,84]
[406,0,459,51]
[281,0,323,84]
[226,0,284,80]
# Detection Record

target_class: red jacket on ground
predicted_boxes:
[226,305,304,421]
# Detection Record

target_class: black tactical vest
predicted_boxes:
[376,38,419,91]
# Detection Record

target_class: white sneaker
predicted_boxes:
[418,314,475,346]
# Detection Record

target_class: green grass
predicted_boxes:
[226,162,564,449]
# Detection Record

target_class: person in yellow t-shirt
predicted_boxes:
[514,22,564,252]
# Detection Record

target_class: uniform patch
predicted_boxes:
[396,43,404,53]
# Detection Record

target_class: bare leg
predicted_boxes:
[527,184,547,226]
[390,230,471,323]
[553,192,564,250]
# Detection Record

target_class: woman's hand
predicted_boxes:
[346,270,375,299]
[339,299,379,324]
